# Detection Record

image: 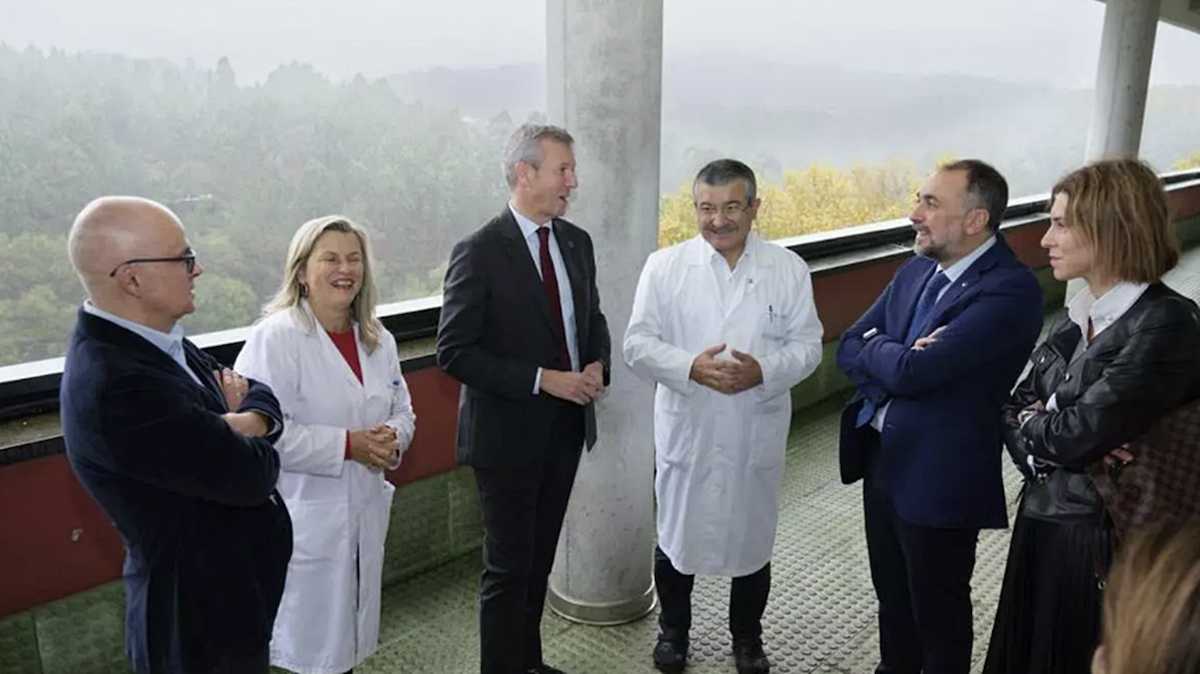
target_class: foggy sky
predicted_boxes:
[2,0,1199,87]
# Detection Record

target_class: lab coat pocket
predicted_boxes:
[750,403,788,470]
[654,402,695,467]
[289,499,351,563]
[364,480,396,558]
[275,499,353,651]
[761,305,789,340]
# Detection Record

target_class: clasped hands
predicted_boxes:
[541,361,606,405]
[689,343,763,395]
[211,366,399,470]
[349,424,400,472]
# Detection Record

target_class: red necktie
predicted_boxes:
[537,226,573,371]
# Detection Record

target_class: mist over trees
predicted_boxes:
[1,45,1198,367]
[0,45,513,366]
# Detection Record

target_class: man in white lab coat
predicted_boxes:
[624,159,824,674]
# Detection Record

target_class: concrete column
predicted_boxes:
[545,0,662,624]
[1072,0,1162,303]
[1084,0,1162,161]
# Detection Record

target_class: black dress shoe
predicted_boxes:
[526,665,566,674]
[732,640,770,674]
[652,634,688,673]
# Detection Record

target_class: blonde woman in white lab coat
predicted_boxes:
[235,215,415,674]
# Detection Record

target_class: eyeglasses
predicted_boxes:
[696,202,750,219]
[109,250,197,277]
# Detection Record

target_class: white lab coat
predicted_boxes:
[234,302,415,674]
[623,234,823,576]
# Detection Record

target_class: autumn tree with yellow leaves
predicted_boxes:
[1174,152,1200,171]
[659,160,925,248]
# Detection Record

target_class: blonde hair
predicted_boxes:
[1051,159,1179,283]
[263,215,385,353]
[1099,521,1200,674]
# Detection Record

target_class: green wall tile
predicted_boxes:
[447,467,482,554]
[384,471,452,585]
[34,582,129,674]
[0,611,41,674]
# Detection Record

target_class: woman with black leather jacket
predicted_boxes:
[983,159,1200,674]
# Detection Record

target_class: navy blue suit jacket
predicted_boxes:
[836,237,1042,529]
[60,309,292,673]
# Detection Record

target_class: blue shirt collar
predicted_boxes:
[937,234,996,283]
[83,300,186,359]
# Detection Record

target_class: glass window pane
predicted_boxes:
[659,0,1186,246]
[0,2,546,366]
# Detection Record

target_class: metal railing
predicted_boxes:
[1,168,1198,423]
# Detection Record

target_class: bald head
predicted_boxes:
[68,196,201,331]
[68,196,184,295]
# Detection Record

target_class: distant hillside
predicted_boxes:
[383,58,1200,197]
[387,64,544,121]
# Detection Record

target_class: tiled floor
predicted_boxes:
[351,395,1024,674]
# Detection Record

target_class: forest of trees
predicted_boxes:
[1,45,1198,367]
[0,45,514,366]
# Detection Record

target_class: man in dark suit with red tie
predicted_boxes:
[437,124,611,674]
[836,160,1042,674]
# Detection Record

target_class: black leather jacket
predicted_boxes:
[1004,282,1200,478]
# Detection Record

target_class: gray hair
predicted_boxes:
[502,123,574,189]
[694,158,758,203]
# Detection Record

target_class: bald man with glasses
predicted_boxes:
[108,249,198,276]
[60,196,293,674]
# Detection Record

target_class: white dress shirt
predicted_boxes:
[708,244,754,316]
[1065,281,1150,340]
[509,203,580,393]
[1043,280,1150,414]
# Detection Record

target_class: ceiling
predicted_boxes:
[1095,0,1200,35]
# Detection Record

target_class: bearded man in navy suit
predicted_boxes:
[60,196,291,674]
[837,160,1042,674]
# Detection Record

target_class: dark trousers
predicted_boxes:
[474,408,584,674]
[863,479,979,674]
[653,545,771,644]
[195,647,269,674]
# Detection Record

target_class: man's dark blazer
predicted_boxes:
[60,308,292,674]
[836,237,1042,529]
[437,207,611,466]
